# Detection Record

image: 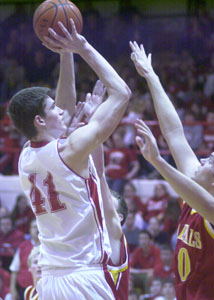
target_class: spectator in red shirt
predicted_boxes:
[130,230,161,278]
[143,184,169,224]
[123,181,145,214]
[0,114,21,175]
[0,216,25,271]
[123,181,146,230]
[105,127,140,194]
[0,258,10,291]
[10,219,39,300]
[153,245,174,279]
[0,273,10,300]
[11,194,35,235]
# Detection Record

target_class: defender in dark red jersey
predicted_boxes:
[130,41,214,300]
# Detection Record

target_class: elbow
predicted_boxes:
[124,84,132,102]
[117,83,132,103]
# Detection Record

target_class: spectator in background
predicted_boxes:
[122,181,146,230]
[24,246,41,300]
[162,198,181,240]
[143,184,169,224]
[0,216,24,271]
[203,111,214,151]
[0,114,21,175]
[153,245,174,279]
[129,289,140,300]
[140,277,163,300]
[147,217,170,247]
[9,219,39,300]
[123,212,141,254]
[0,205,9,218]
[0,258,10,293]
[182,110,203,151]
[10,194,35,236]
[105,126,140,194]
[154,278,177,300]
[0,273,10,300]
[130,230,161,291]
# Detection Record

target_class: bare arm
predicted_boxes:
[55,53,76,118]
[135,119,214,223]
[10,272,18,300]
[92,144,123,265]
[130,41,199,176]
[42,41,77,122]
[45,20,131,176]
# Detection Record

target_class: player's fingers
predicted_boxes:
[136,136,144,149]
[148,53,152,64]
[140,44,146,55]
[47,28,64,43]
[85,93,91,102]
[42,42,62,53]
[129,41,135,51]
[58,21,71,39]
[92,80,101,95]
[70,18,77,35]
[131,52,137,62]
[133,41,140,51]
[43,35,64,48]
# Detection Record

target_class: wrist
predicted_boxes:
[152,155,165,169]
[60,52,73,59]
[145,71,159,82]
[78,41,93,57]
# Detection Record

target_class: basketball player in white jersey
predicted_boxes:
[8,20,131,300]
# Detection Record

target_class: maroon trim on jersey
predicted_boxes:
[57,138,90,180]
[86,174,105,263]
[102,265,118,300]
[30,141,50,148]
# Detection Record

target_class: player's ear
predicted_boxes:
[119,213,123,223]
[34,115,45,128]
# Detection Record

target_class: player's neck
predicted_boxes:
[31,131,56,143]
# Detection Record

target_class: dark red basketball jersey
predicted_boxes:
[108,234,130,300]
[174,202,214,300]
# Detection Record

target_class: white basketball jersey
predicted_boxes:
[18,138,111,269]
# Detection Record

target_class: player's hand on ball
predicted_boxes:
[44,19,86,54]
[134,119,160,163]
[129,41,154,78]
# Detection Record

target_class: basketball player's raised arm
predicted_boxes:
[135,119,214,223]
[44,20,131,169]
[42,39,77,121]
[55,52,76,118]
[130,41,199,176]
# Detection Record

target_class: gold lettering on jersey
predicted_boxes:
[194,232,202,249]
[178,224,202,249]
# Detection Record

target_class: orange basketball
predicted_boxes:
[33,0,83,42]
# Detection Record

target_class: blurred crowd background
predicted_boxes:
[0,0,214,299]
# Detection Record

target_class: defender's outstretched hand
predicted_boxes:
[44,19,86,54]
[65,101,85,136]
[135,119,160,163]
[84,80,106,121]
[129,41,154,78]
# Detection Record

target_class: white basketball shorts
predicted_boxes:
[36,265,116,300]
